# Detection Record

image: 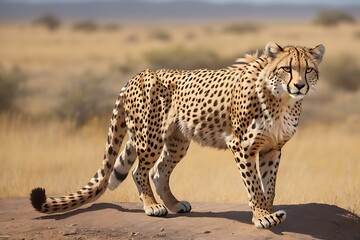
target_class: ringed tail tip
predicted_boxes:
[30,187,46,212]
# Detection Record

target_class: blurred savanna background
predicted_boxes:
[0,0,359,217]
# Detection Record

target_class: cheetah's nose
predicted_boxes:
[294,82,305,90]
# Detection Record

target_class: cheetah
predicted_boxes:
[30,42,325,229]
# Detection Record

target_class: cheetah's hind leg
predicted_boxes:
[108,140,137,190]
[151,129,192,214]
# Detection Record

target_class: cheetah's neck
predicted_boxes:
[256,62,303,145]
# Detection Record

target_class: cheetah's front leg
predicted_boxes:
[258,149,281,207]
[229,140,286,229]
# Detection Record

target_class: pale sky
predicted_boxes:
[6,0,360,5]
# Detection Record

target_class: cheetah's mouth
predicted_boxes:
[288,91,305,99]
[286,85,308,99]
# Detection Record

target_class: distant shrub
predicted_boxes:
[145,46,234,70]
[103,23,121,32]
[185,31,196,40]
[33,14,61,31]
[354,30,360,39]
[109,63,133,75]
[313,10,356,26]
[126,33,139,43]
[223,22,261,34]
[323,55,360,91]
[0,66,27,113]
[148,29,172,41]
[72,20,99,32]
[55,73,112,127]
[203,26,214,35]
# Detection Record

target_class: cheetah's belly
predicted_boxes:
[177,117,232,150]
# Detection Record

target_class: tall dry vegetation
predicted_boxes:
[0,14,359,216]
[0,66,27,113]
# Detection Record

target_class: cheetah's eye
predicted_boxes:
[281,66,291,73]
[306,67,314,74]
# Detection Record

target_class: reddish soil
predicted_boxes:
[0,198,359,239]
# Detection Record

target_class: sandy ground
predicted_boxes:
[0,198,359,240]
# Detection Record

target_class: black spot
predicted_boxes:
[96,188,102,196]
[114,169,128,181]
[239,163,245,169]
[30,187,46,212]
[106,161,111,169]
[108,146,113,155]
[268,161,274,166]
[126,148,132,156]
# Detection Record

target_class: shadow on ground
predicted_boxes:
[37,201,360,239]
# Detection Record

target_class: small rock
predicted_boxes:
[63,229,77,236]
[160,228,165,232]
[154,233,166,238]
[129,232,139,236]
[203,230,211,234]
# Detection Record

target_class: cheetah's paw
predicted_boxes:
[253,210,286,229]
[171,201,192,213]
[144,204,168,217]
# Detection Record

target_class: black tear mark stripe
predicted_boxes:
[287,58,293,93]
[304,58,310,90]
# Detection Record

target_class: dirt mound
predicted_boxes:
[0,198,359,239]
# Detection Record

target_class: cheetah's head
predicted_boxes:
[264,42,325,99]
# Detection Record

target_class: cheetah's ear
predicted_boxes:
[310,44,325,64]
[265,42,283,58]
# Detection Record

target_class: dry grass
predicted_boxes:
[0,116,359,216]
[0,22,359,217]
[1,22,360,117]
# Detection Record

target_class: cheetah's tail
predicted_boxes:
[30,86,128,214]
